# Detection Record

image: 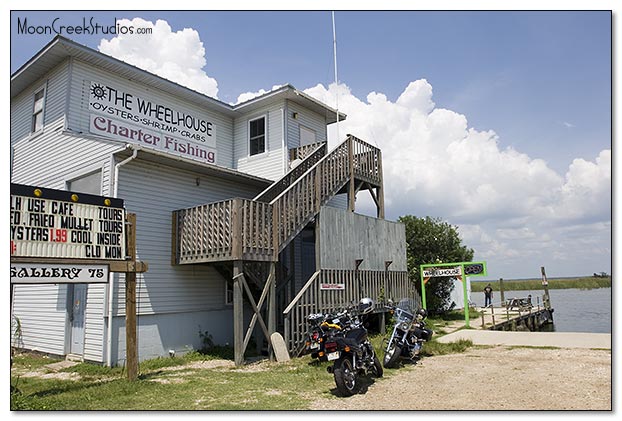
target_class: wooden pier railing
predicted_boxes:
[479,296,554,331]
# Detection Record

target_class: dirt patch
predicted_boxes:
[159,359,235,372]
[309,346,611,410]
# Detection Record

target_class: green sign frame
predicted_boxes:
[419,261,487,327]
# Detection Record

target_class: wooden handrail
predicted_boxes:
[253,142,327,203]
[173,135,382,264]
[282,270,321,315]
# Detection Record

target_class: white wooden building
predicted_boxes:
[11,35,416,366]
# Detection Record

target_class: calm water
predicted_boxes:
[471,287,612,333]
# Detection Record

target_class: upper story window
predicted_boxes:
[249,116,266,156]
[31,88,46,134]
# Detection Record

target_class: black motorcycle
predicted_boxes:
[325,298,383,396]
[383,298,433,368]
[303,309,353,362]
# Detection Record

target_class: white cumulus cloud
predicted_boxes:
[94,20,610,278]
[232,85,286,105]
[304,81,611,277]
[98,18,219,98]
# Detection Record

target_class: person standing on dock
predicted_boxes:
[484,283,493,307]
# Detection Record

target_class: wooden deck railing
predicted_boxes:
[173,198,274,264]
[173,135,383,263]
[282,269,417,355]
[349,134,382,186]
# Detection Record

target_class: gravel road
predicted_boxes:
[309,346,611,411]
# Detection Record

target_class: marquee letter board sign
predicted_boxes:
[10,184,126,260]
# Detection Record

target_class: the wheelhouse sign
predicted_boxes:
[88,81,217,164]
[10,183,126,260]
[422,266,462,278]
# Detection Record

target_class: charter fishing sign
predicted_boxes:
[88,81,217,164]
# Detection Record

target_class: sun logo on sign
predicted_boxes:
[90,83,107,100]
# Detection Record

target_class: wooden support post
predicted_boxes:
[233,261,244,367]
[268,262,276,361]
[499,277,505,306]
[540,266,551,310]
[347,137,355,212]
[125,213,138,381]
[377,149,385,219]
[355,259,363,298]
[491,304,496,328]
[231,199,243,260]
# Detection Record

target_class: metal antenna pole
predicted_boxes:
[332,11,340,141]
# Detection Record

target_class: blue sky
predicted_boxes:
[8,8,615,280]
[10,10,611,175]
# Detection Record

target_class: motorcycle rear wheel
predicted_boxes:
[333,357,359,396]
[383,343,402,368]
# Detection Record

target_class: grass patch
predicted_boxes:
[421,339,474,356]
[506,345,560,351]
[12,352,62,370]
[11,337,400,411]
[11,333,475,410]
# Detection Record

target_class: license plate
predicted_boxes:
[327,351,340,361]
[310,342,320,350]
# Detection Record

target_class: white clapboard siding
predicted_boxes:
[286,100,328,150]
[11,117,120,190]
[11,59,70,146]
[12,284,69,356]
[67,60,235,169]
[233,100,285,180]
[112,158,262,316]
[83,284,106,362]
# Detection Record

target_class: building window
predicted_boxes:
[249,116,266,156]
[31,88,45,133]
[67,170,102,195]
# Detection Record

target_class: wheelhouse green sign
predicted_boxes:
[419,261,487,327]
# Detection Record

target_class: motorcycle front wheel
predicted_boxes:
[372,353,384,377]
[383,342,402,368]
[333,357,359,396]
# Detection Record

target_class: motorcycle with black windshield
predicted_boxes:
[325,298,383,396]
[383,298,433,368]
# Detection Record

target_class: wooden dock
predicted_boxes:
[476,301,554,332]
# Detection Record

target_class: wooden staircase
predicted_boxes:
[171,134,390,363]
[172,134,383,264]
